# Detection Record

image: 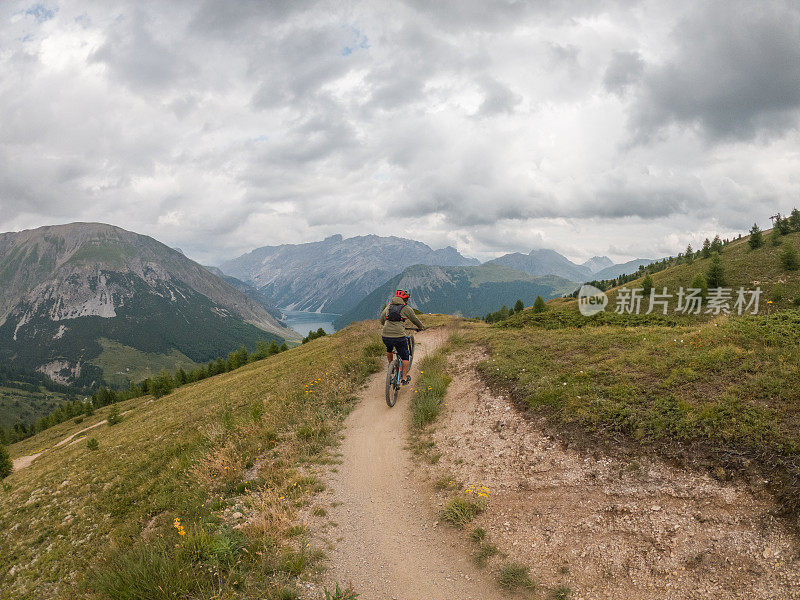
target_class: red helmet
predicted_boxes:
[395,289,410,301]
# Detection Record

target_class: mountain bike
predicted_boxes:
[385,329,420,407]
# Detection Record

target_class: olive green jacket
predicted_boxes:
[380,297,424,337]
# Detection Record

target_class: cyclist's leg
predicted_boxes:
[395,338,410,379]
[381,336,395,364]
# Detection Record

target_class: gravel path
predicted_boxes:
[324,329,503,599]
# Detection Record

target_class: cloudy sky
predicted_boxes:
[2,0,799,265]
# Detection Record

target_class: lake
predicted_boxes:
[282,310,340,337]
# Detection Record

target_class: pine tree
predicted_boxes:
[0,443,12,479]
[748,223,764,249]
[532,296,546,313]
[706,253,725,288]
[107,405,122,426]
[175,367,188,386]
[514,299,525,313]
[641,274,654,296]
[777,215,792,235]
[701,238,712,258]
[790,208,800,232]
[690,272,708,298]
[84,400,95,416]
[497,305,509,320]
[770,226,782,246]
[685,244,694,264]
[710,235,723,254]
[279,343,288,352]
[780,243,800,271]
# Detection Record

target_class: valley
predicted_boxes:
[2,222,800,599]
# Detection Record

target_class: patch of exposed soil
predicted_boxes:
[420,351,800,600]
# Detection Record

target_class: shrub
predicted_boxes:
[87,438,99,450]
[780,243,800,271]
[690,272,708,298]
[0,443,12,479]
[497,562,536,590]
[107,405,122,426]
[323,583,359,600]
[440,496,485,528]
[551,586,572,600]
[532,296,547,313]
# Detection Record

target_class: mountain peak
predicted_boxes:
[582,255,614,273]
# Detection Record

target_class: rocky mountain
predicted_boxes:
[0,223,298,389]
[221,234,479,314]
[204,266,284,321]
[485,248,593,282]
[582,255,614,273]
[333,264,576,329]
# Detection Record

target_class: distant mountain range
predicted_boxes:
[220,235,656,329]
[0,223,297,390]
[485,249,655,283]
[221,234,480,314]
[333,264,576,329]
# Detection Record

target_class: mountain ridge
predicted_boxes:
[0,223,298,390]
[333,263,576,329]
[221,234,480,314]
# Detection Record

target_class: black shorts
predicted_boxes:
[382,336,411,361]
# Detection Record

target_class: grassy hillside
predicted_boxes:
[0,385,72,433]
[601,229,800,311]
[469,233,800,518]
[0,319,404,600]
[91,338,200,388]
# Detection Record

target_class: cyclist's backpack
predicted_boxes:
[387,302,405,322]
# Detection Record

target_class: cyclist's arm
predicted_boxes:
[404,307,425,330]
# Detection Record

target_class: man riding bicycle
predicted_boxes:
[380,290,425,385]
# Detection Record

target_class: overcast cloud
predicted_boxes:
[1,0,799,264]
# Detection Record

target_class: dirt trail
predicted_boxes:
[11,411,127,471]
[324,329,504,599]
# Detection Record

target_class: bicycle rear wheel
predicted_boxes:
[386,360,399,407]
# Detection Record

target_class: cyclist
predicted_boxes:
[380,290,425,385]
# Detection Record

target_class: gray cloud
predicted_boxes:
[630,1,800,141]
[1,0,799,266]
[603,51,644,94]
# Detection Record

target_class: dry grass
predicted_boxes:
[0,320,388,599]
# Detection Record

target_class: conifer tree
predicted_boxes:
[641,274,654,296]
[748,223,764,249]
[533,296,546,313]
[770,226,782,246]
[777,214,792,235]
[0,443,12,479]
[685,244,694,264]
[780,243,800,271]
[706,253,725,288]
[789,208,800,232]
[514,299,525,313]
[701,238,712,258]
[710,235,723,254]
